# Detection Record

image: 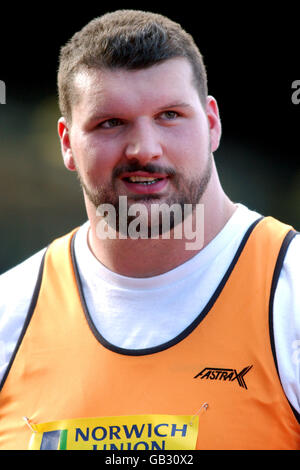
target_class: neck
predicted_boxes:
[85,168,236,278]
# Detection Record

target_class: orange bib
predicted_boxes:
[0,217,299,450]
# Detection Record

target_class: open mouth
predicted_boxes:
[123,176,164,185]
[120,172,169,194]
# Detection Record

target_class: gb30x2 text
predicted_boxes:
[148,454,194,465]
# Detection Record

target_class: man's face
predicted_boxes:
[58,58,221,231]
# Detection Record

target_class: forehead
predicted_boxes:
[72,58,199,117]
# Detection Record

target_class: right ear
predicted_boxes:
[57,117,76,171]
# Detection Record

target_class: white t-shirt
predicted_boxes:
[0,204,299,414]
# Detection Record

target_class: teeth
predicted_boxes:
[128,176,159,183]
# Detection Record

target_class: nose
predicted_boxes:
[124,119,163,165]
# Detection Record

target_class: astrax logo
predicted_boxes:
[194,365,253,389]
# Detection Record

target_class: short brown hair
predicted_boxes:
[57,10,208,123]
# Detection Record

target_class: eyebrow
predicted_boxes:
[156,102,193,111]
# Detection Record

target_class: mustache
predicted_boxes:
[112,163,176,179]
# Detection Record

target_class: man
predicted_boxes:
[0,10,299,450]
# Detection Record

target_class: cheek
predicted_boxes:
[166,124,210,168]
[72,134,116,182]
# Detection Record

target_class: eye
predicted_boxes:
[99,118,124,129]
[159,110,180,121]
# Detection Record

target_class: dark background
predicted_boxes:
[0,2,299,274]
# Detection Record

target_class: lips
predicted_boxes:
[120,171,169,194]
[124,175,162,184]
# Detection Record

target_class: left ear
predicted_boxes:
[206,96,222,152]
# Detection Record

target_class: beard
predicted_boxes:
[75,152,212,237]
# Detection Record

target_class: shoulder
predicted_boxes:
[273,232,300,414]
[0,248,46,341]
[0,248,46,293]
[0,248,47,382]
[274,230,300,325]
[274,229,299,304]
[0,224,86,338]
[280,230,300,274]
